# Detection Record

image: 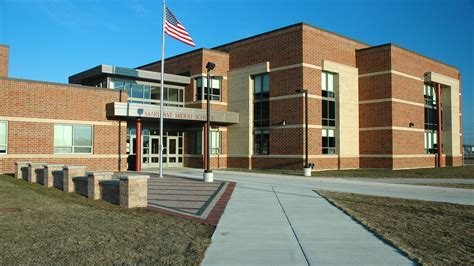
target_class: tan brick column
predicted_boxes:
[43,164,64,188]
[86,171,114,200]
[119,175,149,208]
[14,161,29,180]
[28,163,46,183]
[63,166,86,193]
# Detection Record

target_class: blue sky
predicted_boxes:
[0,0,473,143]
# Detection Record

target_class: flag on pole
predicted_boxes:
[164,6,196,47]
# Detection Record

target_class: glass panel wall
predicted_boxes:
[110,78,184,107]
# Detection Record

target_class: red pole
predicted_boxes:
[135,118,142,171]
[203,124,207,170]
[436,83,442,167]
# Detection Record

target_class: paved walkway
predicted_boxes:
[144,175,235,226]
[157,168,471,265]
[165,168,474,205]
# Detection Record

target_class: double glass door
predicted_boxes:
[129,132,183,168]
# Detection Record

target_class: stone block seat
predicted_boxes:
[14,161,30,180]
[63,166,87,193]
[86,171,114,200]
[27,163,46,183]
[43,164,64,188]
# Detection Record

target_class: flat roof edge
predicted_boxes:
[0,76,121,93]
[136,48,229,70]
[69,64,191,85]
[357,43,458,70]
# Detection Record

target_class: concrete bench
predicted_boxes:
[100,179,120,205]
[14,161,30,180]
[119,175,149,208]
[63,166,86,193]
[43,164,64,188]
[28,163,46,183]
[98,175,149,208]
[86,172,114,200]
[72,176,89,197]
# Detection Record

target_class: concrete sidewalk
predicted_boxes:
[165,168,474,206]
[161,168,421,265]
[203,182,412,265]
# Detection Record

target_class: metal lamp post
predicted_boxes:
[203,62,216,182]
[296,89,311,176]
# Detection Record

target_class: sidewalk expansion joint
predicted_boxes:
[272,186,310,266]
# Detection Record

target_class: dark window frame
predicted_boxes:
[253,73,270,155]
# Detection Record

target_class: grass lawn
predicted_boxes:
[223,165,474,179]
[316,190,474,265]
[0,174,213,265]
[409,183,474,189]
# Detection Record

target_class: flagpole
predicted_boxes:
[159,0,166,178]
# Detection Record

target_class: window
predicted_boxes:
[322,128,336,154]
[254,129,270,155]
[211,131,221,154]
[253,73,270,155]
[0,121,7,154]
[322,72,336,154]
[54,124,93,154]
[110,79,183,107]
[195,77,221,101]
[424,83,438,154]
[195,130,202,155]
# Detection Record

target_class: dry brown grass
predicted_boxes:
[317,190,474,265]
[0,175,213,265]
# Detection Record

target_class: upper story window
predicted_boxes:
[424,83,438,154]
[54,124,93,154]
[424,83,437,106]
[253,74,270,128]
[0,121,7,154]
[111,79,184,107]
[195,77,221,101]
[253,73,270,155]
[322,71,336,154]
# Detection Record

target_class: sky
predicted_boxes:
[0,0,473,143]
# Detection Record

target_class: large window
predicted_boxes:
[211,131,221,154]
[322,72,336,154]
[54,124,93,154]
[254,129,269,155]
[195,131,202,155]
[111,79,184,107]
[253,74,270,155]
[322,128,336,154]
[0,121,7,154]
[424,83,438,154]
[195,77,221,101]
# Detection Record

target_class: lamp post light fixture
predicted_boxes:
[296,89,312,176]
[204,62,216,182]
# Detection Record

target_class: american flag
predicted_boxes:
[164,6,196,47]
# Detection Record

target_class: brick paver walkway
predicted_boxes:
[146,175,235,226]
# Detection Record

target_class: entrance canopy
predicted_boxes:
[107,102,239,125]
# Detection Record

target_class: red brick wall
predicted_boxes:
[0,45,8,78]
[0,78,127,174]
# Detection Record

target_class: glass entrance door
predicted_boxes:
[150,137,160,164]
[167,136,180,167]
